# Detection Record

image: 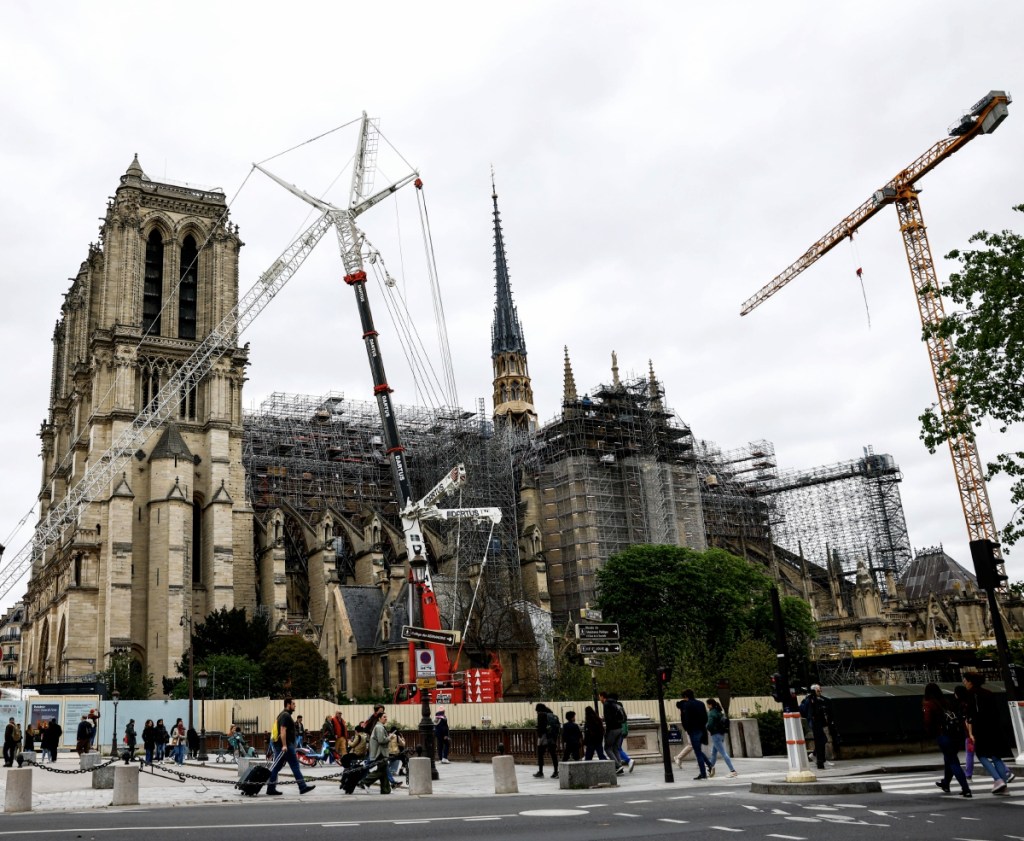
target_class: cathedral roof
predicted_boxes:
[125,153,148,180]
[900,547,977,600]
[490,176,527,357]
[340,586,385,649]
[149,422,195,463]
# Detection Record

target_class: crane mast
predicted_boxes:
[739,91,1011,564]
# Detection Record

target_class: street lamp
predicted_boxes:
[180,613,194,731]
[408,552,439,780]
[197,669,208,762]
[109,689,120,758]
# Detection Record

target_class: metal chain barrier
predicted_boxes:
[21,754,120,774]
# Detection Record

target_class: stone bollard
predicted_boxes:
[492,754,518,794]
[408,756,433,795]
[93,764,116,789]
[113,764,140,805]
[80,752,103,771]
[20,750,36,766]
[4,767,32,813]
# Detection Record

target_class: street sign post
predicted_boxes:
[401,625,461,646]
[577,642,622,654]
[580,608,603,622]
[584,657,606,668]
[574,623,620,640]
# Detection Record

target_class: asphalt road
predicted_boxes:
[1,774,1021,841]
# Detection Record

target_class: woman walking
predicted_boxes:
[170,718,186,765]
[583,706,607,760]
[922,683,971,797]
[962,673,1015,794]
[141,719,156,765]
[705,698,738,777]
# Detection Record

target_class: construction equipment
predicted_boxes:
[740,90,1011,576]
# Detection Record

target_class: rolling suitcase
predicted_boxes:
[236,762,273,796]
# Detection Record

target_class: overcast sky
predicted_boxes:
[3,1,1024,612]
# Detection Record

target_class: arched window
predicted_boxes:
[143,230,164,335]
[179,235,198,340]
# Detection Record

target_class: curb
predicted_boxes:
[750,779,883,795]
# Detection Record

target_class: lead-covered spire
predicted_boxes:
[490,172,527,357]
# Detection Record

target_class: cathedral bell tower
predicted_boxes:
[489,175,537,431]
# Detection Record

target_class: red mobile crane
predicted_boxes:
[257,115,505,706]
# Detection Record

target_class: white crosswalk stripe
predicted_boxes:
[868,773,982,796]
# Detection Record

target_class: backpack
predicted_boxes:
[546,712,561,740]
[714,713,730,735]
[271,715,282,745]
[940,706,964,738]
[13,724,21,743]
[349,731,368,756]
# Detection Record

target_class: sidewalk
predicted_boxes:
[0,752,988,814]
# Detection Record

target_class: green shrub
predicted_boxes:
[754,708,786,756]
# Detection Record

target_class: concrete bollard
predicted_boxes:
[20,751,37,766]
[112,764,140,805]
[492,754,518,794]
[93,765,116,789]
[237,757,267,780]
[4,767,32,813]
[80,752,103,771]
[408,756,433,795]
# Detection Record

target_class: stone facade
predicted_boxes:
[21,159,252,687]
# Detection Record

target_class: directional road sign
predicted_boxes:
[575,623,620,640]
[401,625,461,646]
[584,657,606,668]
[580,608,603,622]
[577,642,622,654]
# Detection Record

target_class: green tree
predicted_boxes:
[98,652,154,700]
[542,646,648,701]
[919,205,1024,548]
[260,635,334,699]
[170,654,263,700]
[721,639,778,696]
[189,607,272,662]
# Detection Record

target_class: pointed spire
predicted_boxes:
[563,346,577,403]
[125,153,145,179]
[490,171,527,357]
[648,360,664,411]
[611,350,621,388]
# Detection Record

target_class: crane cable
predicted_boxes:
[848,232,872,328]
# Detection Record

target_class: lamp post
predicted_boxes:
[408,552,439,780]
[197,669,208,762]
[180,613,194,731]
[109,690,120,758]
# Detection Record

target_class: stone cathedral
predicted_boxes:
[20,158,255,686]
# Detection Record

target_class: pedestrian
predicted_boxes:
[962,672,1015,795]
[359,711,393,794]
[3,717,18,766]
[953,685,975,779]
[124,719,137,759]
[583,706,607,760]
[799,684,834,770]
[922,682,971,797]
[155,718,168,761]
[88,709,101,751]
[44,717,62,762]
[533,702,560,778]
[434,708,451,764]
[186,725,199,759]
[142,719,156,765]
[610,694,636,772]
[677,689,712,780]
[386,720,406,787]
[265,697,316,796]
[705,698,738,777]
[295,715,306,749]
[561,710,582,762]
[76,715,93,755]
[170,718,186,765]
[22,723,34,753]
[330,710,348,757]
[599,691,626,774]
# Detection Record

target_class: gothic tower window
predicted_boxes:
[179,235,198,340]
[179,372,197,420]
[143,230,164,335]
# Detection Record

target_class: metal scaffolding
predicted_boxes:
[532,374,705,624]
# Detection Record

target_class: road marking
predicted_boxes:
[322,824,360,827]
[614,813,640,818]
[742,805,762,812]
[393,821,431,824]
[833,804,868,809]
[801,804,837,811]
[464,817,502,822]
[766,835,807,840]
[658,819,689,824]
[626,799,652,803]
[578,804,607,808]
[519,809,590,817]
[709,826,743,832]
[960,817,983,821]
[785,817,821,823]
[668,795,694,799]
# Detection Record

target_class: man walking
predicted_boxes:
[266,697,316,796]
[3,717,18,766]
[599,691,625,774]
[76,715,92,755]
[800,684,834,769]
[678,689,712,780]
[360,712,393,794]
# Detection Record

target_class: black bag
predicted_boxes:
[341,763,370,795]
[236,762,273,796]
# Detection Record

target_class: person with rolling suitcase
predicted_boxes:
[250,697,316,797]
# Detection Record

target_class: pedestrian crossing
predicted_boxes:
[876,772,999,796]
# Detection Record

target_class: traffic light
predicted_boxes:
[656,666,673,685]
[970,539,1007,591]
[769,672,783,702]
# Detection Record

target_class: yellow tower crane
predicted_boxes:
[740,90,1011,584]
